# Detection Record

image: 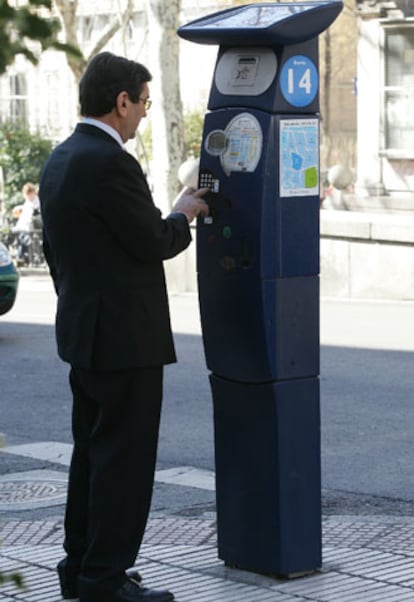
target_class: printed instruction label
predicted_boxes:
[279,118,319,197]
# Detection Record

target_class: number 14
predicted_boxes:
[287,68,312,95]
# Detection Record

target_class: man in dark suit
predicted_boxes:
[39,52,208,602]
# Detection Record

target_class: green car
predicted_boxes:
[0,241,19,315]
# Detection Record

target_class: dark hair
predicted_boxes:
[79,52,152,117]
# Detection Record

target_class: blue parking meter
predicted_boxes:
[178,1,343,577]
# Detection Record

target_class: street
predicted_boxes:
[1,274,414,522]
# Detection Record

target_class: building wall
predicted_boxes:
[356,1,414,202]
[318,0,357,169]
[320,210,414,299]
[355,16,383,196]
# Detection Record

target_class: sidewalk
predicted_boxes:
[2,513,414,601]
[2,287,414,600]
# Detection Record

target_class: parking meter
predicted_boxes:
[178,1,343,577]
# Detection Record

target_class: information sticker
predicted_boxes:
[221,112,263,176]
[279,119,319,197]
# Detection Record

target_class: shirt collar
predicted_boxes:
[82,117,124,149]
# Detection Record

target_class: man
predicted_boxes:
[39,52,208,602]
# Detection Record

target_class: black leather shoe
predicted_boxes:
[57,559,79,600]
[113,578,174,602]
[79,576,174,602]
[58,559,142,600]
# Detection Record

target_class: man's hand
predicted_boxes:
[171,187,210,224]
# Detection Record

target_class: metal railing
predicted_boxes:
[0,226,46,268]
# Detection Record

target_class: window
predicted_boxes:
[3,73,28,123]
[77,14,110,43]
[384,26,414,152]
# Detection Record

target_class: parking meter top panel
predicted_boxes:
[177,2,344,46]
[178,2,343,113]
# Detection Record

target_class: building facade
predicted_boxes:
[355,0,414,211]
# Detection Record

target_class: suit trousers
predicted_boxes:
[62,364,163,590]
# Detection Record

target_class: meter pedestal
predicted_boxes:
[178,0,343,578]
[212,376,321,576]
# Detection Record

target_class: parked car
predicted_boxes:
[0,241,19,315]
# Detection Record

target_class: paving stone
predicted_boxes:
[2,515,414,601]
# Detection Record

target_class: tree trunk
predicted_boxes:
[322,27,333,167]
[145,0,184,213]
[53,0,134,84]
[53,0,86,80]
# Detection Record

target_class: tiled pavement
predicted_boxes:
[2,290,414,600]
[3,515,414,601]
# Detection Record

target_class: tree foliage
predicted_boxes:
[0,121,53,208]
[0,0,80,75]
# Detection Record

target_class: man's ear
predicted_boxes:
[116,91,128,116]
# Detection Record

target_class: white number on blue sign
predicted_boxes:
[280,55,318,108]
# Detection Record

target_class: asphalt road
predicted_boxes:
[1,274,414,520]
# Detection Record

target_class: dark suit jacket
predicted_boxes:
[39,123,192,371]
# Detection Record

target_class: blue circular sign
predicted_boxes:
[280,55,318,108]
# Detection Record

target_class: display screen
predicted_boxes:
[187,3,328,30]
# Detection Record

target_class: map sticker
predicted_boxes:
[279,119,319,197]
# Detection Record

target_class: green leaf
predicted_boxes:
[0,1,64,74]
[16,9,56,40]
[0,5,15,20]
[28,0,52,7]
[12,572,25,588]
[0,571,25,589]
[51,41,83,58]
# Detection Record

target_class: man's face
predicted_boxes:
[126,82,150,140]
